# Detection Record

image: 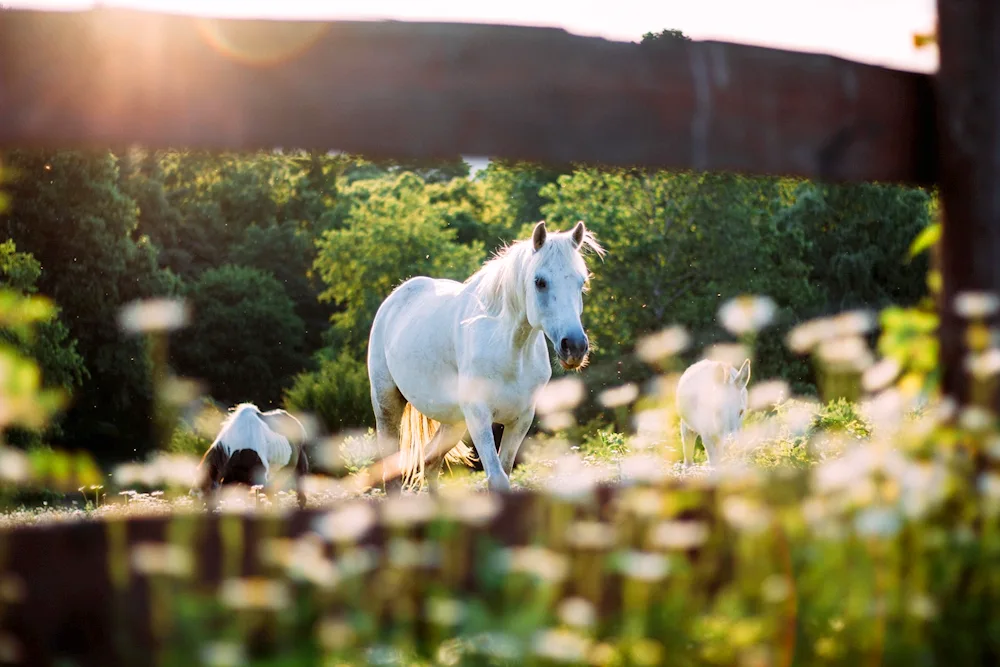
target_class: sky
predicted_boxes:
[9,0,938,73]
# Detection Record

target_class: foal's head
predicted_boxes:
[525,220,603,370]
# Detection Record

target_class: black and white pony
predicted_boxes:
[195,403,310,508]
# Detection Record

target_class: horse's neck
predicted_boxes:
[465,266,545,355]
[510,316,540,351]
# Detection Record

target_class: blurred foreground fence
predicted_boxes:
[1,2,998,665]
[2,484,730,666]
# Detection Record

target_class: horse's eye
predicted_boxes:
[535,277,547,290]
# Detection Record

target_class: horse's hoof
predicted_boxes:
[486,476,512,494]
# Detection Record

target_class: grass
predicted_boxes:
[0,397,871,526]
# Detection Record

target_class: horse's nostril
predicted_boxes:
[559,338,570,355]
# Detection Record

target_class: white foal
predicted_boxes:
[676,358,751,466]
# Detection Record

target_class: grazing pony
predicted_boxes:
[364,220,604,493]
[675,358,751,467]
[195,403,310,507]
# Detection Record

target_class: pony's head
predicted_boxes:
[525,220,603,370]
[220,449,267,488]
[720,358,752,437]
[197,443,228,493]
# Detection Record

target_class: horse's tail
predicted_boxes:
[398,403,477,491]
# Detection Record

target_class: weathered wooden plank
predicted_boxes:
[0,8,935,185]
[0,484,726,667]
[936,0,1000,409]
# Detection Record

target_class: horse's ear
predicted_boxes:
[571,220,586,248]
[716,364,729,385]
[532,220,547,251]
[735,359,751,388]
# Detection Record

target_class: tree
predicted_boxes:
[0,241,88,448]
[425,176,516,254]
[284,349,373,434]
[313,173,485,355]
[777,181,932,315]
[540,168,817,386]
[0,149,177,461]
[148,150,295,277]
[229,222,330,352]
[371,157,472,184]
[640,29,691,45]
[172,265,308,407]
[477,160,572,238]
[0,240,87,393]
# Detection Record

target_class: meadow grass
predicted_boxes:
[0,398,867,526]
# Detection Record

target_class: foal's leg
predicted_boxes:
[680,421,695,468]
[498,410,533,478]
[701,434,719,467]
[461,403,509,492]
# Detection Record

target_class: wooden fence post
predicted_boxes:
[936,0,1000,409]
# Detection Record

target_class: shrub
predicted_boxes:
[284,350,373,434]
[166,427,211,458]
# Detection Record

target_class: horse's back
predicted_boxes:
[371,276,461,336]
[369,276,472,422]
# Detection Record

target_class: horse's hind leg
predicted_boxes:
[425,426,469,496]
[370,377,406,494]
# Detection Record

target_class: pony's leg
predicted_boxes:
[680,421,695,468]
[294,444,310,510]
[701,435,719,467]
[498,411,533,477]
[462,403,509,492]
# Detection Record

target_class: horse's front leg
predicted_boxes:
[498,410,534,478]
[461,403,510,493]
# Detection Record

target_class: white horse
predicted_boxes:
[675,358,751,466]
[195,402,310,506]
[365,220,604,493]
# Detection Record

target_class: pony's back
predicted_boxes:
[258,409,307,446]
[214,403,292,469]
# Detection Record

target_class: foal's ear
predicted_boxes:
[571,220,586,248]
[735,359,751,388]
[532,220,547,251]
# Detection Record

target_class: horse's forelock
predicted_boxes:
[471,227,600,318]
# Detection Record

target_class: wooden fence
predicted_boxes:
[0,2,997,665]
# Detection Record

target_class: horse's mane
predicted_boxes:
[467,227,604,320]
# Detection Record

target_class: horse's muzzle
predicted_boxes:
[557,333,589,370]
